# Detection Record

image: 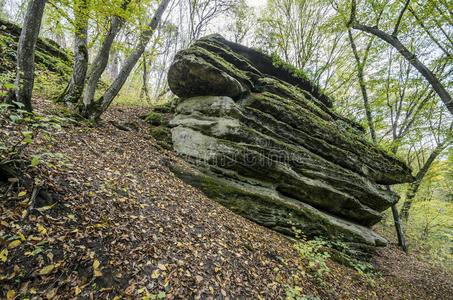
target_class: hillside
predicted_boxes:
[0,98,452,299]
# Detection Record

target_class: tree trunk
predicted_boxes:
[58,0,88,104]
[82,0,171,120]
[81,0,131,110]
[347,28,377,142]
[389,148,407,252]
[140,54,151,101]
[81,16,124,110]
[391,198,407,253]
[7,0,47,111]
[400,141,449,221]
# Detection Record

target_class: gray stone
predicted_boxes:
[167,35,415,252]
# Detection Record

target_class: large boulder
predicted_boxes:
[167,34,414,253]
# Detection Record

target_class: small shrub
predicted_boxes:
[292,228,330,285]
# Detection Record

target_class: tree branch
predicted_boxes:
[351,22,453,115]
[392,0,411,37]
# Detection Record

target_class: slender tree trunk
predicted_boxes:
[140,54,150,101]
[58,0,88,104]
[400,141,449,221]
[81,0,131,110]
[7,0,47,111]
[347,28,377,142]
[82,0,171,120]
[346,27,409,251]
[390,195,407,253]
[81,16,124,109]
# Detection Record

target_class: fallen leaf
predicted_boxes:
[151,269,160,279]
[7,290,15,300]
[157,263,166,271]
[93,259,100,269]
[18,191,27,197]
[0,248,8,262]
[75,286,81,295]
[37,224,47,234]
[8,240,21,248]
[39,264,55,275]
[46,288,57,299]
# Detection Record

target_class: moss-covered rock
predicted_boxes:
[166,35,415,253]
[150,126,172,145]
[145,112,163,126]
[0,19,72,78]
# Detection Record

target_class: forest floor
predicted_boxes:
[1,97,452,299]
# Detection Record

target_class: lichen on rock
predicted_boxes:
[166,34,414,255]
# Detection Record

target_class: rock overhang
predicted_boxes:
[166,34,414,255]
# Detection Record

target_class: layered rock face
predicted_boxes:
[167,34,414,252]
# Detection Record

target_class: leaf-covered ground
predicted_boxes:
[1,98,452,299]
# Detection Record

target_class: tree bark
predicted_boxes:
[391,197,407,253]
[82,0,171,120]
[351,22,453,115]
[140,54,151,101]
[400,141,450,221]
[58,0,88,104]
[7,0,47,111]
[81,0,131,110]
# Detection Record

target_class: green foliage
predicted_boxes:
[0,103,76,177]
[33,69,67,100]
[285,285,320,300]
[398,158,452,269]
[292,228,330,285]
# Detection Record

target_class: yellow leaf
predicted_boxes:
[94,269,103,277]
[151,269,160,279]
[67,214,75,220]
[37,224,47,235]
[0,248,7,262]
[18,191,27,197]
[93,259,100,269]
[75,286,81,295]
[8,240,21,248]
[19,233,26,241]
[7,290,16,300]
[22,210,28,218]
[46,288,57,299]
[157,263,166,271]
[39,264,55,275]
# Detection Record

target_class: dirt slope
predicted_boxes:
[0,98,452,299]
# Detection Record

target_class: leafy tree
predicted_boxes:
[80,0,171,120]
[348,0,453,115]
